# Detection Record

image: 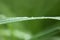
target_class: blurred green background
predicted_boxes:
[0,19,60,40]
[0,0,60,16]
[0,0,60,40]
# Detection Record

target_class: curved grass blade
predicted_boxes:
[0,17,60,24]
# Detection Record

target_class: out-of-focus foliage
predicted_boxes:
[0,0,60,16]
[0,0,60,40]
[0,17,60,40]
